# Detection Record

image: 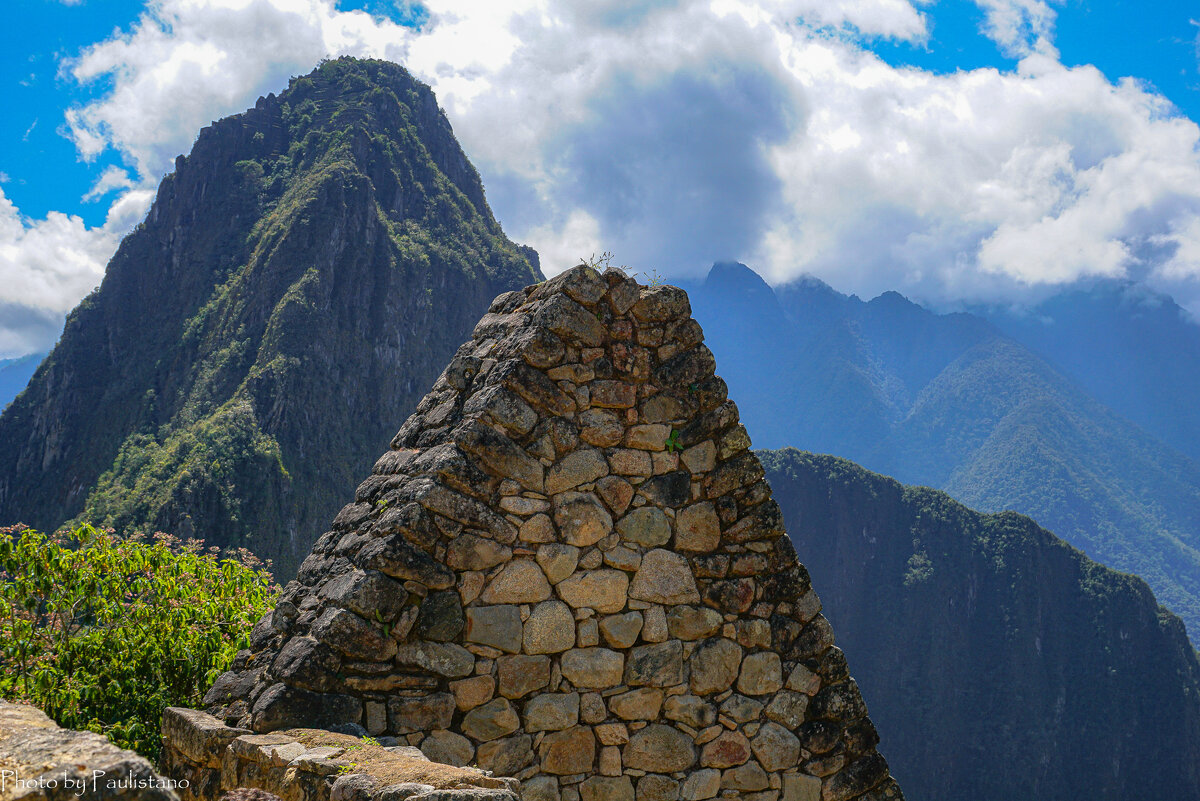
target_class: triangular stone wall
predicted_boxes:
[202,265,903,801]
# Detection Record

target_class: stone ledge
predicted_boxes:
[0,700,180,801]
[161,708,519,801]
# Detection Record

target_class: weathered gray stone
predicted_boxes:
[689,638,742,695]
[582,776,636,801]
[557,569,629,613]
[554,492,614,547]
[679,769,721,801]
[421,730,475,767]
[631,285,690,322]
[764,690,810,729]
[395,641,475,678]
[457,422,545,492]
[629,549,700,604]
[666,606,722,640]
[617,507,672,547]
[465,605,523,653]
[560,647,625,688]
[599,611,644,648]
[450,675,495,712]
[547,448,610,494]
[721,761,769,791]
[250,683,360,732]
[663,695,716,729]
[523,692,581,732]
[623,724,695,772]
[475,733,535,776]
[720,694,764,723]
[580,409,624,447]
[781,773,821,801]
[270,636,341,692]
[312,607,397,661]
[461,698,521,742]
[481,559,552,604]
[700,731,751,769]
[446,533,513,572]
[636,774,679,801]
[320,569,409,621]
[624,640,684,687]
[524,600,577,653]
[596,476,635,515]
[497,654,551,699]
[674,502,720,553]
[609,687,664,721]
[538,726,596,774]
[523,776,561,801]
[388,693,456,733]
[417,590,466,642]
[738,652,783,696]
[537,543,581,584]
[751,722,801,771]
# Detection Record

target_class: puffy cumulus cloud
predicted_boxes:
[971,0,1058,57]
[0,187,152,356]
[15,0,1200,352]
[756,45,1200,310]
[63,0,420,178]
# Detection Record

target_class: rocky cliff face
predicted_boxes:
[0,58,541,576]
[761,448,1200,801]
[196,265,903,801]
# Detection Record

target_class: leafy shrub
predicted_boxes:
[0,524,278,759]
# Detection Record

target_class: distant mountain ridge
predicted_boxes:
[683,263,1200,643]
[762,448,1200,801]
[0,353,44,412]
[0,58,541,576]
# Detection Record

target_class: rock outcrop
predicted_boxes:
[189,265,902,801]
[0,700,181,800]
[161,707,518,801]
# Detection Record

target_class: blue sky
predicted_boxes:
[4,0,1200,357]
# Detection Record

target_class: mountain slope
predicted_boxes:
[686,263,1200,642]
[761,448,1200,801]
[983,281,1200,463]
[0,58,541,576]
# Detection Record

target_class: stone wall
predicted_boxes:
[189,265,903,801]
[0,700,180,800]
[161,707,519,801]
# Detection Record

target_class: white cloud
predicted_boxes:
[972,0,1058,58]
[82,165,136,202]
[9,0,1200,354]
[0,187,152,356]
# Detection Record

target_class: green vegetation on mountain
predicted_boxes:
[760,448,1200,801]
[0,58,541,576]
[0,524,276,758]
[688,262,1200,643]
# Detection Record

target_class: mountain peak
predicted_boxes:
[0,58,541,576]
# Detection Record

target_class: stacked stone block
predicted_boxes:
[197,265,903,801]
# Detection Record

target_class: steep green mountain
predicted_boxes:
[0,58,541,576]
[981,281,1200,463]
[761,448,1200,801]
[685,263,1200,643]
[0,352,43,412]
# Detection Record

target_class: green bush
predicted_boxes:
[0,524,278,759]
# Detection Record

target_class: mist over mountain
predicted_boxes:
[0,58,541,576]
[979,281,1200,463]
[684,263,1200,643]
